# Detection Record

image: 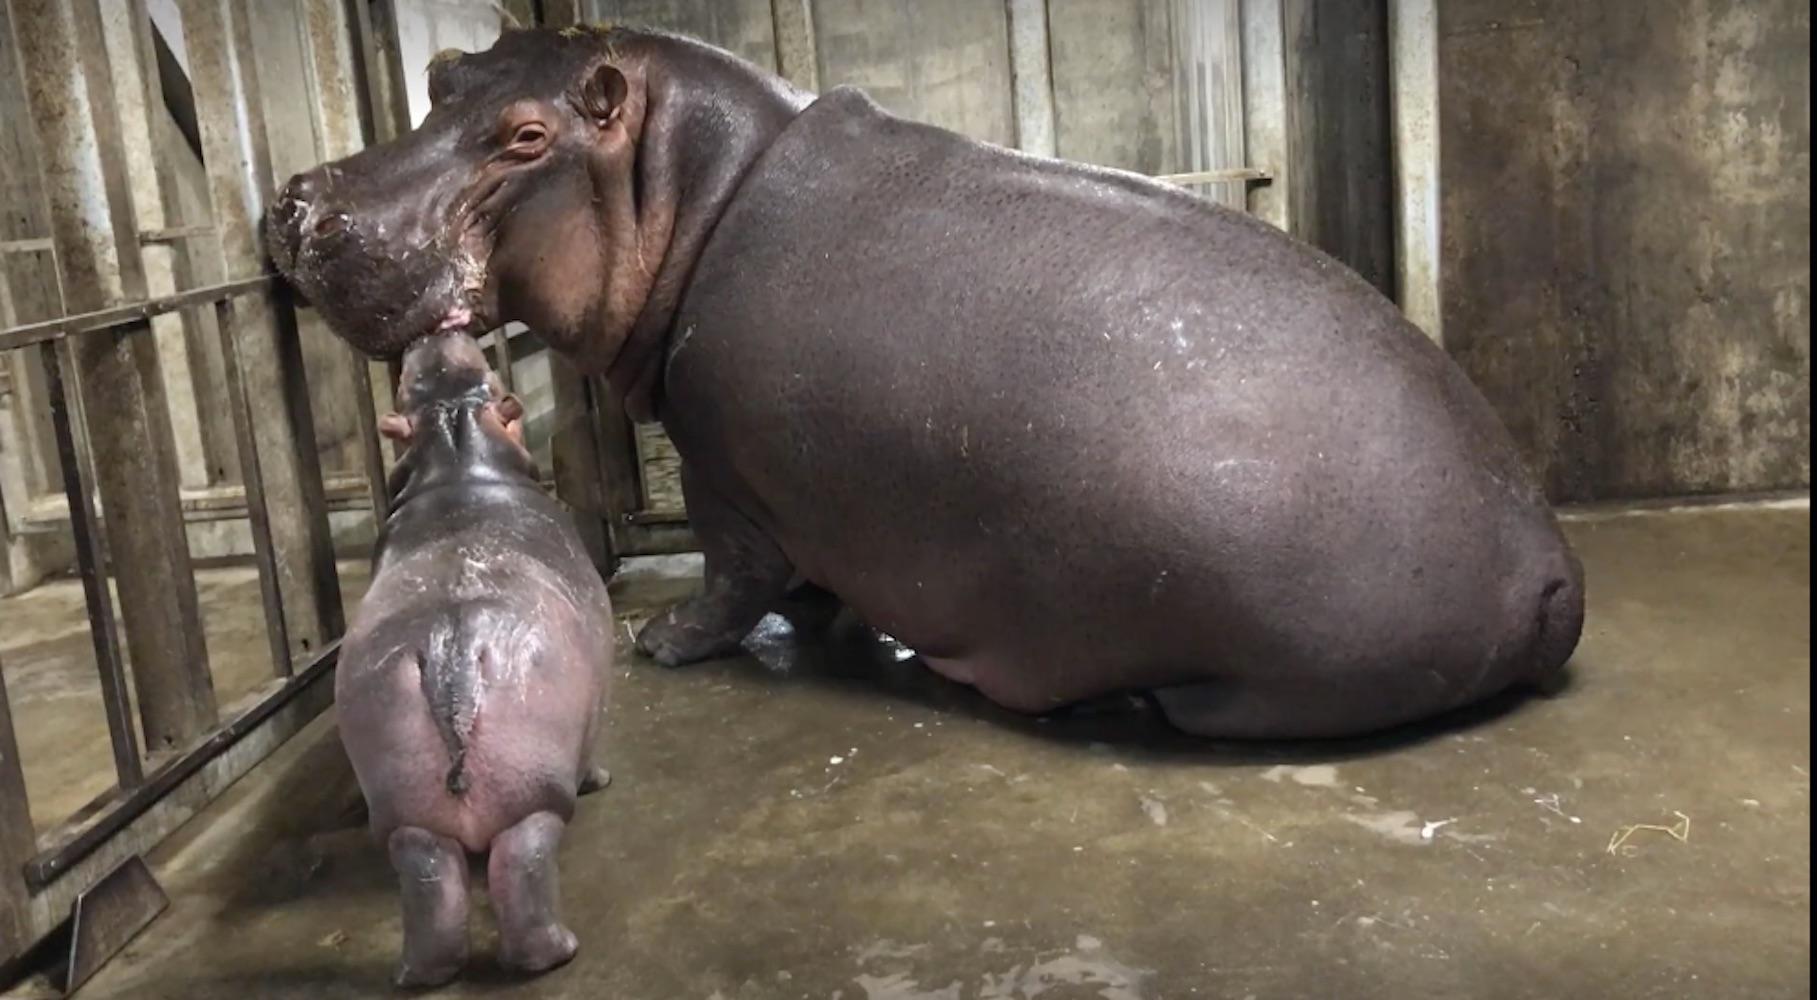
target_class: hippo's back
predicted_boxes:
[667,87,1580,717]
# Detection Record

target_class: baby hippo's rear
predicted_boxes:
[337,332,613,987]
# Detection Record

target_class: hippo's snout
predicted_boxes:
[267,170,321,276]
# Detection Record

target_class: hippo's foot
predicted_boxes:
[388,826,470,988]
[578,765,611,796]
[635,609,746,667]
[491,811,579,976]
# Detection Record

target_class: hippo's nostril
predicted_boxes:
[312,212,350,239]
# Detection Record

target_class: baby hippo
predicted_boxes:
[337,332,613,986]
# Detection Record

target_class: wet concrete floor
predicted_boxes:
[1,504,1809,998]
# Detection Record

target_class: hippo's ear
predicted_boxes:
[378,413,412,443]
[580,62,628,124]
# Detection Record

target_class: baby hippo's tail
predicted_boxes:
[418,617,486,795]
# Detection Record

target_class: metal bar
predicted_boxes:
[296,0,391,526]
[0,237,55,255]
[16,0,217,753]
[1388,0,1443,342]
[0,275,273,352]
[361,0,415,139]
[24,643,340,890]
[1240,0,1294,231]
[183,0,344,658]
[213,298,293,677]
[770,0,820,92]
[547,356,610,566]
[1155,167,1270,186]
[590,376,645,569]
[613,521,700,558]
[39,340,144,787]
[0,648,38,952]
[105,0,216,491]
[135,225,215,244]
[1007,0,1057,158]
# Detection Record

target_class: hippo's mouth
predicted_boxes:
[267,215,495,358]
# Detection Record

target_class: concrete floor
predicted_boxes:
[1,504,1808,998]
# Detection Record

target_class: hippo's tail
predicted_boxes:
[417,619,485,796]
[1525,543,1586,689]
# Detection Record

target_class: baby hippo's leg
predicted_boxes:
[490,811,578,974]
[388,826,470,987]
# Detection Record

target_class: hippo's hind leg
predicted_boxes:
[636,463,795,666]
[388,826,471,987]
[489,811,578,975]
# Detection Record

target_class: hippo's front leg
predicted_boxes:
[636,465,795,666]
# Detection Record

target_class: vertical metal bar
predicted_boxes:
[539,0,586,28]
[771,0,821,92]
[38,341,143,787]
[361,0,416,137]
[15,0,217,754]
[591,374,644,569]
[181,0,344,660]
[212,299,293,677]
[297,0,391,522]
[0,645,36,957]
[1240,0,1293,232]
[1006,0,1057,158]
[547,356,610,567]
[1388,0,1442,342]
[100,0,213,490]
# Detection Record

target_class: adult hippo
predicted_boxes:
[268,25,1584,738]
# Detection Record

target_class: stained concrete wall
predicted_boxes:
[1439,0,1811,502]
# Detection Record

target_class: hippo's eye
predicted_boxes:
[504,123,549,159]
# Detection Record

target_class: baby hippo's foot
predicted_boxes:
[634,607,744,667]
[490,811,579,975]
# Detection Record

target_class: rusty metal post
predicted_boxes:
[39,339,145,786]
[0,649,37,954]
[770,0,820,92]
[13,0,217,752]
[297,0,391,522]
[1388,0,1442,342]
[98,1,213,490]
[547,356,610,566]
[180,0,344,663]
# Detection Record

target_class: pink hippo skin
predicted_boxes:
[336,333,612,987]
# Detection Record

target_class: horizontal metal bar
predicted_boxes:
[614,520,698,558]
[136,225,215,244]
[14,475,375,529]
[624,509,689,526]
[1155,167,1272,185]
[25,641,340,889]
[0,237,55,255]
[0,275,274,352]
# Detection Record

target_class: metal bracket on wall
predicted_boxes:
[52,856,169,997]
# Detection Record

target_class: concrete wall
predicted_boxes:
[1439,0,1811,502]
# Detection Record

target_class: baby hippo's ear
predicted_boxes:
[378,413,412,442]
